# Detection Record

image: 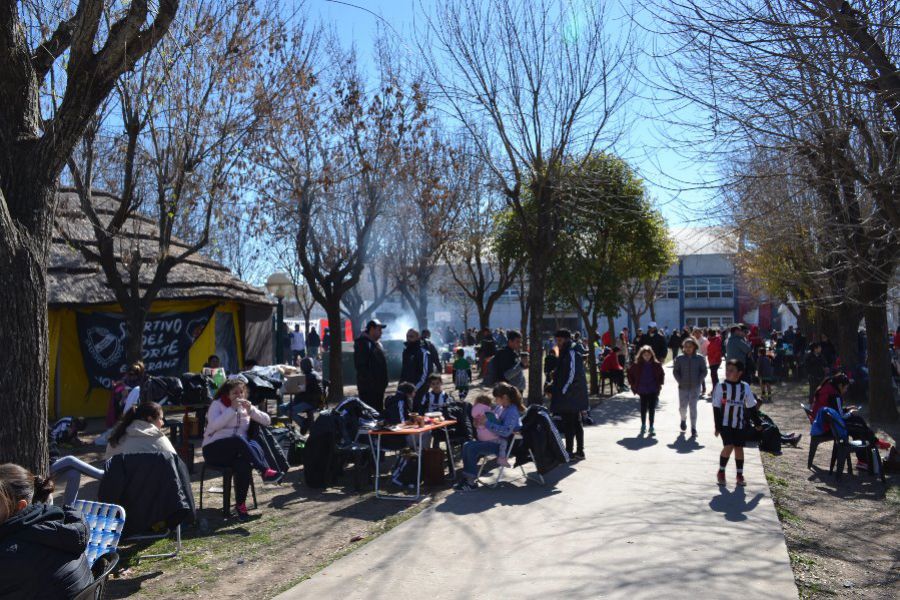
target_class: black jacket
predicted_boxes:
[649,332,668,361]
[307,330,321,349]
[0,503,93,599]
[99,452,195,536]
[401,340,431,391]
[493,346,519,382]
[354,335,388,394]
[384,391,411,425]
[513,405,569,474]
[550,342,589,413]
[423,338,442,373]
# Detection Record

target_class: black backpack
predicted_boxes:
[139,376,183,405]
[180,373,216,405]
[303,411,342,488]
[756,411,782,454]
[442,401,474,442]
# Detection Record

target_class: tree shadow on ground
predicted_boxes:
[616,434,659,451]
[708,486,763,522]
[588,395,641,426]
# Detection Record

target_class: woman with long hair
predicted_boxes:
[202,380,282,521]
[454,383,525,492]
[626,346,665,436]
[0,463,93,598]
[106,401,177,458]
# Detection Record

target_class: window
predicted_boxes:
[681,276,733,299]
[685,315,731,329]
[662,277,680,299]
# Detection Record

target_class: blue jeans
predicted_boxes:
[462,440,501,477]
[50,456,105,506]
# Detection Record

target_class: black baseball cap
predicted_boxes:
[366,319,387,330]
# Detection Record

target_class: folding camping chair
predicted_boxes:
[476,433,545,488]
[72,500,126,566]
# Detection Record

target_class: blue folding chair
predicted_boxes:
[72,500,126,566]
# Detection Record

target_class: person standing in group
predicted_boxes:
[617,328,631,366]
[673,337,708,438]
[668,327,684,361]
[401,329,432,407]
[492,330,526,392]
[713,359,763,486]
[353,319,389,414]
[477,327,497,375]
[725,326,753,384]
[707,328,723,390]
[307,326,321,359]
[290,324,306,362]
[421,329,443,374]
[804,342,827,400]
[550,329,589,460]
[627,346,665,436]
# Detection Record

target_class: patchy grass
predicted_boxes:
[798,581,837,599]
[766,473,789,488]
[776,505,803,526]
[790,551,817,568]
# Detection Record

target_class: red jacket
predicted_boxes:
[602,331,614,346]
[810,382,842,432]
[707,336,723,365]
[600,352,623,372]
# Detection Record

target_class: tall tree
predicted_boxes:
[62,0,278,364]
[1,0,181,472]
[427,0,635,402]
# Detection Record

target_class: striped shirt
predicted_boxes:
[50,418,73,444]
[712,381,757,429]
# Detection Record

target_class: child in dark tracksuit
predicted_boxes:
[713,359,762,486]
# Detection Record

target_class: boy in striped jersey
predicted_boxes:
[713,359,763,486]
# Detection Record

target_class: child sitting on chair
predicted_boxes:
[471,395,509,467]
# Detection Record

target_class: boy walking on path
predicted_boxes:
[673,337,707,438]
[713,359,763,486]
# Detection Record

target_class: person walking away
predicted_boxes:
[307,327,321,360]
[673,338,707,438]
[707,329,723,389]
[290,324,306,361]
[647,323,668,363]
[0,464,93,599]
[452,348,472,400]
[713,360,763,486]
[756,347,775,403]
[401,329,432,407]
[627,346,665,436]
[353,319,389,414]
[550,329,589,459]
[804,343,827,401]
[421,329,443,373]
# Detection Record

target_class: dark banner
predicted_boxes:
[76,306,215,389]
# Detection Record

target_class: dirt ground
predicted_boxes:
[756,381,899,599]
[65,378,471,599]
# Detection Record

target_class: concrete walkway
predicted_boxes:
[277,366,797,600]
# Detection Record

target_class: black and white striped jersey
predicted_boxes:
[712,381,757,429]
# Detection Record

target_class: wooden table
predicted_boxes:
[367,420,457,501]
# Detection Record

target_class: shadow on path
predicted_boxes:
[667,433,706,454]
[589,395,640,426]
[616,435,658,451]
[708,486,763,522]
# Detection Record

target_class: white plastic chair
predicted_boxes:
[476,433,545,487]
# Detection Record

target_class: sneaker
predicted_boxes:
[262,469,284,484]
[454,480,478,492]
[649,427,656,436]
[691,428,698,438]
[640,424,646,434]
[717,470,726,485]
[572,451,586,461]
[236,503,250,522]
[680,420,687,432]
[789,434,802,448]
[736,474,746,486]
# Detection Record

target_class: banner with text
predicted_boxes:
[76,306,215,389]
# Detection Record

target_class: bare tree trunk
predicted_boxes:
[0,181,52,474]
[478,305,490,331]
[416,284,429,331]
[861,283,898,422]
[325,301,344,404]
[124,302,148,364]
[526,264,547,404]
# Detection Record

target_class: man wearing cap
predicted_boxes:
[354,319,389,414]
[647,322,668,363]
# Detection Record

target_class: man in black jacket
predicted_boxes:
[647,323,668,362]
[493,330,525,391]
[550,329,589,459]
[354,319,389,414]
[421,328,443,373]
[401,329,431,406]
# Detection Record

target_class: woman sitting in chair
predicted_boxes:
[105,402,177,459]
[454,383,524,492]
[203,380,283,521]
[811,373,886,469]
[0,463,93,599]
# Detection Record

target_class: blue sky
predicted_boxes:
[307,0,716,227]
